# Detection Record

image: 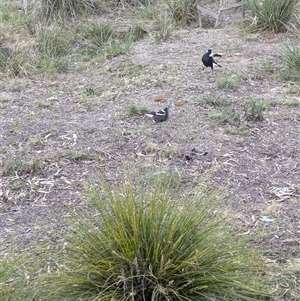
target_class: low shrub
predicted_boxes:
[243,99,267,121]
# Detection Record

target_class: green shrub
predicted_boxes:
[245,0,300,32]
[35,172,269,301]
[243,99,267,121]
[281,44,300,81]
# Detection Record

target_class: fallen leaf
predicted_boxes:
[154,96,165,102]
[173,100,187,107]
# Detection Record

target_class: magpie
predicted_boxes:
[145,107,169,123]
[202,49,222,73]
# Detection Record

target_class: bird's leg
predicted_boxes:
[213,59,222,68]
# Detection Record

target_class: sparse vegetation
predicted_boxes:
[209,107,240,127]
[127,103,147,116]
[1,1,300,300]
[216,74,240,91]
[243,99,267,121]
[35,100,53,108]
[0,1,150,77]
[224,124,250,136]
[201,92,228,107]
[57,149,91,161]
[1,157,45,176]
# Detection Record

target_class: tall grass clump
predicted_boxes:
[35,171,270,301]
[166,0,197,26]
[245,0,300,32]
[37,26,73,74]
[38,26,72,58]
[82,22,147,57]
[281,44,300,81]
[0,34,33,76]
[32,0,103,22]
[155,17,176,42]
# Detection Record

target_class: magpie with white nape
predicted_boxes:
[202,49,222,73]
[145,107,169,123]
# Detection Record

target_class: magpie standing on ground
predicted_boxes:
[202,49,222,74]
[145,107,169,123]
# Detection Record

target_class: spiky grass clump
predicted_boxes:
[81,23,147,57]
[127,102,147,116]
[243,100,267,121]
[245,0,300,33]
[166,0,197,26]
[281,44,300,81]
[155,17,176,42]
[36,173,269,301]
[32,0,103,22]
[209,107,241,127]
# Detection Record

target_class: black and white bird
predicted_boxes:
[202,49,222,73]
[145,107,169,123]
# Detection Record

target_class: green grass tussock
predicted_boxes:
[32,0,103,22]
[243,99,267,121]
[166,0,197,26]
[32,172,270,301]
[245,0,300,33]
[281,44,300,81]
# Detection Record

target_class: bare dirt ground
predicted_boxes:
[1,23,300,297]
